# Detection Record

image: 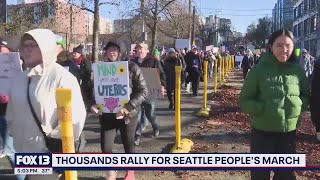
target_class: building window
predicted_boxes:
[304,0,308,14]
[304,19,308,35]
[7,15,13,23]
[293,25,298,37]
[310,15,317,32]
[34,6,41,24]
[48,4,55,17]
[310,39,317,56]
[310,0,316,11]
[304,40,310,51]
[298,4,302,17]
[298,23,303,37]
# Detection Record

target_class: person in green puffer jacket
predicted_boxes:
[240,29,310,180]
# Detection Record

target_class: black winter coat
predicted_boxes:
[78,57,92,87]
[241,55,254,69]
[125,62,148,115]
[58,60,81,84]
[184,52,202,73]
[310,61,320,132]
[163,57,181,91]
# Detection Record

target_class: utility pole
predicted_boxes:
[69,0,73,50]
[214,15,218,47]
[141,0,146,43]
[151,0,159,52]
[188,0,192,48]
[191,6,196,46]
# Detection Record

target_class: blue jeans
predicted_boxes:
[0,116,5,153]
[0,116,26,180]
[135,100,159,137]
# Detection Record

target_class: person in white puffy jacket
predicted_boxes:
[6,29,87,180]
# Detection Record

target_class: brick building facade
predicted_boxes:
[6,0,89,50]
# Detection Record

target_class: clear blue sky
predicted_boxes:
[196,0,278,33]
[8,0,278,34]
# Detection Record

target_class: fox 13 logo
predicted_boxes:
[15,153,52,167]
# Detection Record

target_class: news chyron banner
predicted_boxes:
[14,153,307,175]
[0,0,6,24]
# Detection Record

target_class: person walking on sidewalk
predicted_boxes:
[0,36,26,180]
[163,48,183,109]
[240,29,310,180]
[131,43,166,146]
[56,35,81,83]
[6,29,87,180]
[184,46,202,96]
[310,60,320,142]
[299,49,315,83]
[241,49,254,79]
[91,40,148,180]
[73,44,93,111]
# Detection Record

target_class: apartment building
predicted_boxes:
[292,0,319,56]
[272,0,294,31]
[88,15,113,35]
[7,0,89,49]
[113,18,137,33]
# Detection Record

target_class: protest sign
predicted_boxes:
[0,53,22,79]
[206,45,213,51]
[175,39,191,50]
[140,68,162,99]
[212,47,219,53]
[92,61,130,113]
[0,53,22,95]
[235,56,244,62]
[253,49,261,55]
[221,46,226,52]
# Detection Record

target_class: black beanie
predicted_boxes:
[0,36,20,52]
[103,41,120,51]
[73,44,84,54]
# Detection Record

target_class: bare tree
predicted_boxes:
[79,0,120,62]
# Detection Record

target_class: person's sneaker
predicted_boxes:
[0,154,6,158]
[153,130,160,138]
[124,171,135,180]
[105,170,117,180]
[134,136,141,146]
[169,103,174,109]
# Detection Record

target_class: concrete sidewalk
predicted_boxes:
[0,78,212,179]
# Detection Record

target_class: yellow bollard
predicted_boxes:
[214,58,218,93]
[56,88,77,180]
[226,56,229,77]
[170,66,193,153]
[203,61,208,109]
[229,56,231,72]
[196,61,211,117]
[222,56,225,82]
[218,55,222,85]
[231,55,234,69]
[233,55,235,69]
